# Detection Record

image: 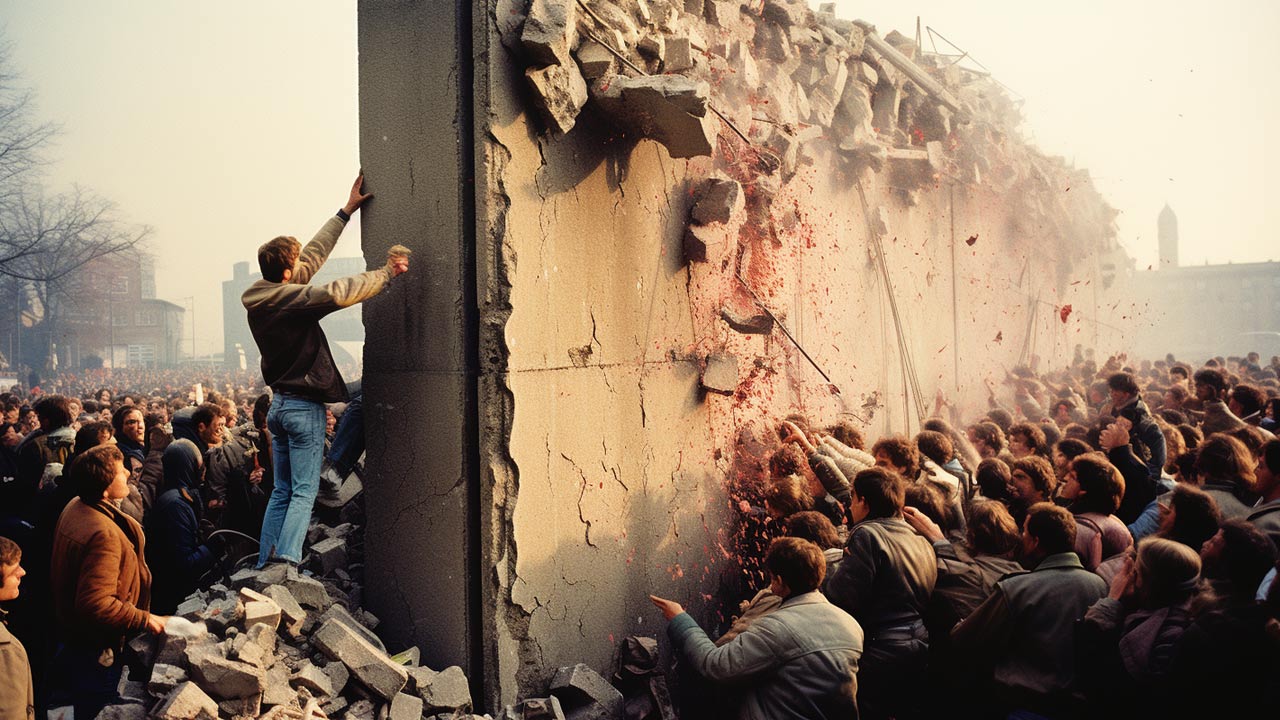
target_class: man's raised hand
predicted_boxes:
[344,172,373,215]
[649,595,685,621]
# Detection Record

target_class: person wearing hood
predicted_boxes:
[145,439,219,614]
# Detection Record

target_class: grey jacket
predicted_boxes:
[668,592,864,720]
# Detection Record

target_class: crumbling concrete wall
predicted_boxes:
[362,0,1133,711]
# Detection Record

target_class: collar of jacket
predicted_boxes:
[1033,552,1086,572]
[779,590,827,609]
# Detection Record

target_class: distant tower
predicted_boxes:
[1158,204,1179,269]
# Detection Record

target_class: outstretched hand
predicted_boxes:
[344,172,373,214]
[902,505,944,542]
[386,244,412,277]
[649,595,685,621]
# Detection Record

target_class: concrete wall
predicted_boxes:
[360,0,1135,711]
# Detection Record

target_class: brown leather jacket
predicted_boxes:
[50,498,153,650]
[241,214,393,403]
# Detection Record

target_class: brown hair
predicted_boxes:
[784,511,841,549]
[1134,537,1201,608]
[1008,422,1048,456]
[852,466,905,519]
[969,422,1006,454]
[1011,455,1058,498]
[257,235,301,282]
[915,430,954,468]
[1070,452,1126,515]
[1025,502,1077,555]
[0,535,19,567]
[1196,434,1257,493]
[765,475,814,519]
[765,537,826,594]
[967,499,1020,556]
[871,435,918,478]
[827,419,865,450]
[68,444,125,503]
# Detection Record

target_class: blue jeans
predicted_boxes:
[325,390,364,477]
[258,393,326,566]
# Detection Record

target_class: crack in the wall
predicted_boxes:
[560,452,599,549]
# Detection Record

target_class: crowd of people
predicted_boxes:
[654,350,1280,719]
[0,369,366,720]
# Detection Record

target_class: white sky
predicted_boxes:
[1,1,1276,354]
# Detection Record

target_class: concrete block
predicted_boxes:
[926,140,944,171]
[197,595,243,634]
[754,21,792,63]
[156,617,211,666]
[591,74,716,158]
[683,223,716,263]
[574,42,615,80]
[263,584,307,636]
[521,0,578,67]
[549,663,625,720]
[852,61,878,87]
[126,633,157,668]
[148,664,188,698]
[245,621,278,656]
[389,693,425,720]
[637,35,664,63]
[153,682,219,720]
[761,0,804,27]
[291,660,335,698]
[700,354,739,396]
[871,80,901,132]
[846,23,866,57]
[230,633,269,668]
[321,658,350,695]
[683,0,704,14]
[188,649,267,700]
[244,599,282,631]
[262,665,295,707]
[283,568,332,612]
[410,665,473,715]
[320,603,387,653]
[691,177,743,225]
[663,37,693,73]
[704,0,738,28]
[307,536,349,576]
[503,697,566,720]
[116,666,147,704]
[834,76,874,143]
[526,62,590,135]
[315,473,363,509]
[95,705,147,720]
[312,618,408,701]
[174,597,205,617]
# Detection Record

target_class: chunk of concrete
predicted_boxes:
[156,617,211,666]
[754,21,792,63]
[283,568,332,612]
[690,178,744,225]
[871,80,901,132]
[153,682,219,720]
[761,0,805,27]
[217,695,261,720]
[307,536,349,576]
[720,306,774,335]
[148,664,188,697]
[291,660,335,698]
[343,699,378,720]
[526,62,590,135]
[549,663,625,720]
[315,473,363,509]
[312,619,408,701]
[592,75,716,158]
[95,704,148,720]
[188,649,266,700]
[263,584,307,636]
[704,0,739,28]
[683,223,717,263]
[196,595,243,635]
[637,35,664,63]
[244,599,282,631]
[409,665,473,715]
[321,658,350,696]
[574,42,615,80]
[319,603,387,654]
[389,693,425,720]
[262,665,295,707]
[834,77,874,142]
[503,697,566,720]
[663,37,693,73]
[521,0,577,67]
[700,354,739,396]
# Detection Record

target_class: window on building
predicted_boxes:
[134,310,158,326]
[112,312,129,326]
[110,276,129,295]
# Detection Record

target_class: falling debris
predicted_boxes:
[966,234,979,246]
[994,331,1003,343]
[1060,304,1073,323]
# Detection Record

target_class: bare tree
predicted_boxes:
[0,42,56,202]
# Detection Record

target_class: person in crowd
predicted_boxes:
[824,467,936,720]
[1194,434,1256,520]
[967,421,1006,460]
[171,402,226,458]
[145,440,221,615]
[1077,538,1201,718]
[922,416,982,477]
[1247,437,1280,546]
[1061,453,1134,577]
[1228,383,1267,427]
[319,388,363,506]
[873,434,965,535]
[974,457,1014,504]
[48,445,166,718]
[9,396,75,522]
[1007,455,1057,525]
[0,535,33,720]
[206,393,272,538]
[1193,368,1246,435]
[1155,484,1221,552]
[651,537,864,720]
[111,408,146,518]
[1107,372,1167,482]
[951,503,1108,718]
[778,424,849,526]
[763,475,815,521]
[1167,520,1279,716]
[1006,423,1047,460]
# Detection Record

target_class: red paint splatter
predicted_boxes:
[994,331,1003,343]
[1059,304,1073,323]
[965,234,978,246]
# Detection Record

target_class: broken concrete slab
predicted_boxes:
[283,568,332,612]
[291,660,335,698]
[153,682,219,720]
[262,665,295,707]
[409,665,473,715]
[322,658,350,696]
[700,354,740,396]
[244,599,282,631]
[96,704,148,720]
[720,306,774,335]
[308,536,349,576]
[501,697,566,720]
[573,42,615,80]
[683,223,717,263]
[690,177,744,225]
[319,603,387,654]
[590,74,716,158]
[637,35,664,63]
[312,619,408,701]
[148,663,188,697]
[704,0,739,28]
[156,617,212,666]
[216,695,261,719]
[187,647,267,700]
[521,0,578,67]
[389,693,425,720]
[549,663,625,720]
[871,80,902,133]
[663,37,693,73]
[526,62,590,135]
[263,584,307,637]
[196,595,243,635]
[754,21,792,63]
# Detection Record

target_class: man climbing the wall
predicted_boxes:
[243,172,410,568]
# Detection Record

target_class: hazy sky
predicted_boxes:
[1,1,1276,354]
